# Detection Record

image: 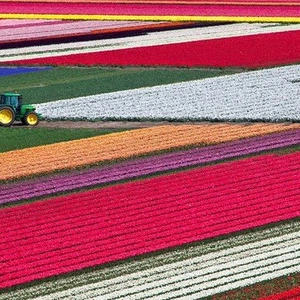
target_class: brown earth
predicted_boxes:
[35,120,297,129]
[37,120,186,129]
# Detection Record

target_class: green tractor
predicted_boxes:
[0,92,41,127]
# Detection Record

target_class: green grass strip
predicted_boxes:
[0,66,242,104]
[0,127,127,153]
[0,218,298,299]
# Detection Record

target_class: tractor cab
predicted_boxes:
[0,92,22,111]
[0,92,41,127]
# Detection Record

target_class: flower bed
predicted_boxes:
[0,66,51,76]
[0,1,299,22]
[1,123,298,181]
[0,220,298,299]
[0,151,299,288]
[259,287,300,299]
[9,29,300,67]
[0,15,299,299]
[0,19,183,45]
[18,231,298,299]
[35,65,300,122]
[1,0,298,4]
[3,23,300,63]
[1,128,299,204]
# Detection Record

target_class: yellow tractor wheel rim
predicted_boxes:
[0,108,13,125]
[26,113,38,125]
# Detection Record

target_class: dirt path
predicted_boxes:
[33,120,289,129]
[37,120,187,129]
[14,120,292,129]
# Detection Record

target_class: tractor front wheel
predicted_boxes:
[23,112,39,126]
[0,107,15,127]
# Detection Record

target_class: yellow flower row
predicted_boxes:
[1,14,300,23]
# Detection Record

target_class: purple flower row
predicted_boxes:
[1,129,299,204]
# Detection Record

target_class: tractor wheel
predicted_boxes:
[23,112,39,126]
[0,106,15,127]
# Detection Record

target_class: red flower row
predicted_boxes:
[12,30,300,68]
[0,1,299,17]
[259,287,300,299]
[0,152,299,288]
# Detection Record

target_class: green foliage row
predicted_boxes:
[0,66,242,104]
[0,127,126,153]
[0,66,242,153]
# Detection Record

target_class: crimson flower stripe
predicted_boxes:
[1,156,298,240]
[1,153,297,225]
[1,177,298,264]
[1,163,298,242]
[0,153,299,288]
[1,183,298,266]
[1,177,298,263]
[1,169,298,246]
[259,287,300,300]
[0,222,297,300]
[12,30,300,68]
[0,2,299,17]
[0,195,299,289]
[1,0,299,4]
[1,191,299,268]
[1,129,299,204]
[1,171,297,245]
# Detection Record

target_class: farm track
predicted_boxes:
[36,120,181,129]
[1,128,299,204]
[0,152,299,288]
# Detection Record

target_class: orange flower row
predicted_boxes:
[1,123,299,181]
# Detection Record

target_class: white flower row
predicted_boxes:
[36,64,300,122]
[32,231,300,299]
[1,23,300,61]
[1,220,298,300]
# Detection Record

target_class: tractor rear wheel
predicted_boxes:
[23,111,39,126]
[0,106,15,127]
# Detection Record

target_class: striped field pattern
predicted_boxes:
[3,23,300,68]
[35,64,300,122]
[1,129,299,205]
[0,0,300,22]
[0,220,298,299]
[0,9,299,300]
[1,123,299,181]
[0,151,299,289]
[0,19,189,46]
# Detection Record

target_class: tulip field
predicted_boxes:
[35,64,300,122]
[1,0,300,22]
[0,3,300,299]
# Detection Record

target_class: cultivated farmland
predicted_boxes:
[0,151,299,289]
[1,123,299,181]
[0,15,299,300]
[1,128,299,204]
[36,64,300,122]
